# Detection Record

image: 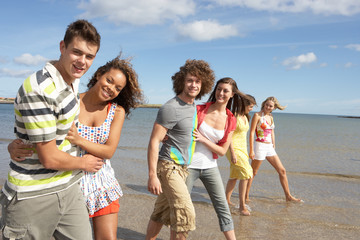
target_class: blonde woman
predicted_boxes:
[248,96,301,202]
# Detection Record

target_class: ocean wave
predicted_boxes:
[289,171,360,180]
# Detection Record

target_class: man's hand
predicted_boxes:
[82,154,104,172]
[148,175,162,195]
[8,139,34,161]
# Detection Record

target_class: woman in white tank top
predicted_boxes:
[186,77,249,240]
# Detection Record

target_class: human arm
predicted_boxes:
[249,113,260,160]
[272,126,276,149]
[193,128,234,156]
[66,106,125,159]
[8,138,103,172]
[8,139,34,161]
[228,143,237,164]
[36,140,103,172]
[147,122,168,195]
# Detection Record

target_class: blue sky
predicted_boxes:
[1,0,359,116]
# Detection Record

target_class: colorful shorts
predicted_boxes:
[89,199,120,218]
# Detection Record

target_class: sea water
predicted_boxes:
[0,103,359,233]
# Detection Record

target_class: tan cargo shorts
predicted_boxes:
[150,160,196,234]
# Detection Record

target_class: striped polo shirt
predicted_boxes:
[2,61,83,200]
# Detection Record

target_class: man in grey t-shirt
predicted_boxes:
[146,59,215,240]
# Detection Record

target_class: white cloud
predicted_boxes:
[14,53,48,66]
[0,56,8,64]
[211,0,360,16]
[0,68,33,78]
[176,20,238,41]
[269,17,279,26]
[345,62,354,68]
[345,44,360,52]
[282,52,317,70]
[78,0,195,25]
[329,45,338,49]
[320,62,327,67]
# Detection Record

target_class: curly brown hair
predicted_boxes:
[63,19,101,53]
[87,54,144,116]
[172,59,215,100]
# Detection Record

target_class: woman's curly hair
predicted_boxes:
[87,54,144,117]
[172,59,215,100]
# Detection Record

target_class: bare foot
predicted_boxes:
[240,209,251,216]
[286,196,303,202]
[228,201,236,207]
[245,204,252,212]
[245,198,251,203]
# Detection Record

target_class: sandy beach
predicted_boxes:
[0,191,359,240]
[114,183,360,240]
[1,107,360,239]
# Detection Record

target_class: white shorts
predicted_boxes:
[254,141,277,160]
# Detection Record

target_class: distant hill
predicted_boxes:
[0,97,15,104]
[0,97,162,108]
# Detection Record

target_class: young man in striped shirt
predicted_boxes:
[0,19,103,240]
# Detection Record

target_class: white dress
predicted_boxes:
[77,102,123,215]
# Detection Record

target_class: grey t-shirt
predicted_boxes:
[156,96,197,166]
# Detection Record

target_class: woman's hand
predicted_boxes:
[231,154,237,164]
[65,123,82,145]
[192,129,207,143]
[249,150,255,160]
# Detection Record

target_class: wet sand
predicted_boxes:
[1,177,360,240]
[116,187,360,240]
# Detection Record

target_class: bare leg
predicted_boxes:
[246,159,263,202]
[223,229,236,240]
[239,179,250,216]
[266,155,301,202]
[92,212,118,240]
[245,177,252,203]
[170,230,188,240]
[145,220,163,240]
[225,178,237,206]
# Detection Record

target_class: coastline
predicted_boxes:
[0,97,162,108]
[0,98,162,108]
[1,104,360,239]
[2,99,360,117]
[0,98,14,104]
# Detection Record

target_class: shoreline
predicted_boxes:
[1,185,359,240]
[2,100,360,117]
[0,98,162,108]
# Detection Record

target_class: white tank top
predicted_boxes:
[189,121,225,169]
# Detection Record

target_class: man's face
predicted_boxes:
[58,36,98,84]
[183,73,201,99]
